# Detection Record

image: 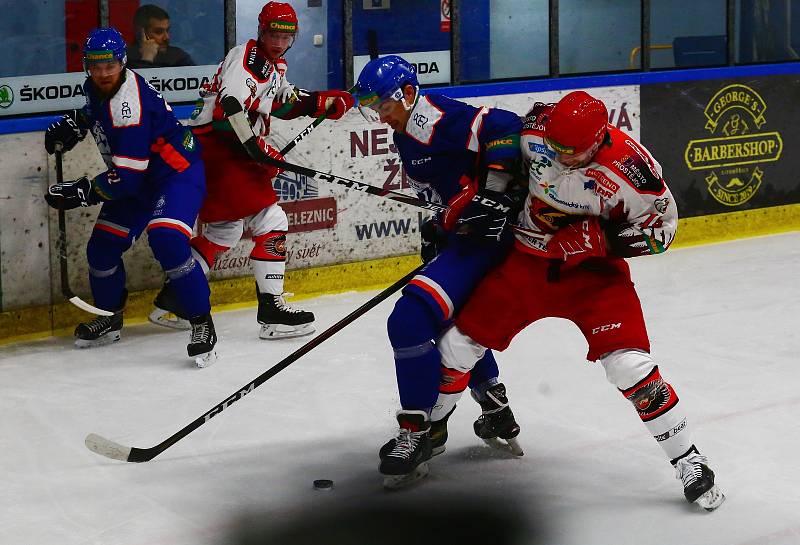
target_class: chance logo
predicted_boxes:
[0,85,13,108]
[684,84,783,207]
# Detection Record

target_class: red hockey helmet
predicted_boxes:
[545,90,608,155]
[258,2,299,35]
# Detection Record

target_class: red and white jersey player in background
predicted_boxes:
[149,1,354,339]
[437,90,726,511]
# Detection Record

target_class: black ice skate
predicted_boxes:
[379,410,432,489]
[74,312,123,348]
[672,446,725,511]
[257,290,315,340]
[471,383,524,456]
[429,406,457,456]
[188,313,218,368]
[148,281,190,330]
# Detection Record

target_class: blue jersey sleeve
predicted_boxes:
[478,108,523,175]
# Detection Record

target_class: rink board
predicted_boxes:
[0,78,798,343]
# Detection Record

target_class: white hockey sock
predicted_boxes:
[252,259,285,295]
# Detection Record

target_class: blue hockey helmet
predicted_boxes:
[83,27,127,73]
[354,55,418,121]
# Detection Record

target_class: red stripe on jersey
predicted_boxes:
[408,278,451,320]
[94,223,129,238]
[146,220,192,238]
[150,138,191,172]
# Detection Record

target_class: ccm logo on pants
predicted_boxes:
[592,322,622,334]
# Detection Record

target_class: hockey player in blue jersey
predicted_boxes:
[354,55,524,487]
[43,27,217,367]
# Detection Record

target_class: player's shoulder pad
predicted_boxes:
[109,69,144,128]
[242,39,274,82]
[405,95,446,145]
[522,102,551,135]
[596,127,666,195]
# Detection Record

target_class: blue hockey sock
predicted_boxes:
[149,228,211,318]
[469,350,501,401]
[388,295,443,412]
[86,232,129,311]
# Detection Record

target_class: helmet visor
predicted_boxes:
[355,87,403,124]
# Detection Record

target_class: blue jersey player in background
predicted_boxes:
[355,55,524,487]
[43,28,217,367]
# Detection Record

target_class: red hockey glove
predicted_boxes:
[441,175,478,232]
[548,217,607,261]
[312,90,355,120]
[256,137,284,178]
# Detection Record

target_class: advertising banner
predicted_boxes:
[641,75,800,217]
[0,84,640,310]
[0,65,217,117]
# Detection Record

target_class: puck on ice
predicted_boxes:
[313,479,334,490]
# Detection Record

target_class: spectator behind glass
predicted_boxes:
[127,4,195,69]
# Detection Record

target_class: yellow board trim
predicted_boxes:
[2,204,798,346]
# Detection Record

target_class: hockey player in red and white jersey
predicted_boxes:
[149,1,353,339]
[437,91,725,511]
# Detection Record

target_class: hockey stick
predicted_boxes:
[85,264,423,462]
[279,86,357,155]
[54,148,114,317]
[221,95,546,240]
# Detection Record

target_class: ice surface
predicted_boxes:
[1,233,799,545]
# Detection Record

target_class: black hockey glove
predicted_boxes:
[420,217,448,264]
[454,189,517,242]
[45,176,101,210]
[44,111,89,154]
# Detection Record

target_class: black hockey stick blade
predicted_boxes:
[85,264,425,463]
[54,149,114,317]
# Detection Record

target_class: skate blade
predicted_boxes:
[148,309,190,330]
[259,323,315,340]
[382,462,430,490]
[482,437,524,456]
[75,331,121,349]
[695,485,725,511]
[194,350,218,368]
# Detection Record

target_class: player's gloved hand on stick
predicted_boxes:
[548,216,607,261]
[312,90,355,120]
[605,221,672,257]
[420,217,448,264]
[45,176,101,210]
[454,189,516,242]
[256,137,285,176]
[44,110,89,154]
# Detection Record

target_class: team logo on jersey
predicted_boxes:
[246,78,257,98]
[684,84,783,207]
[182,130,195,151]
